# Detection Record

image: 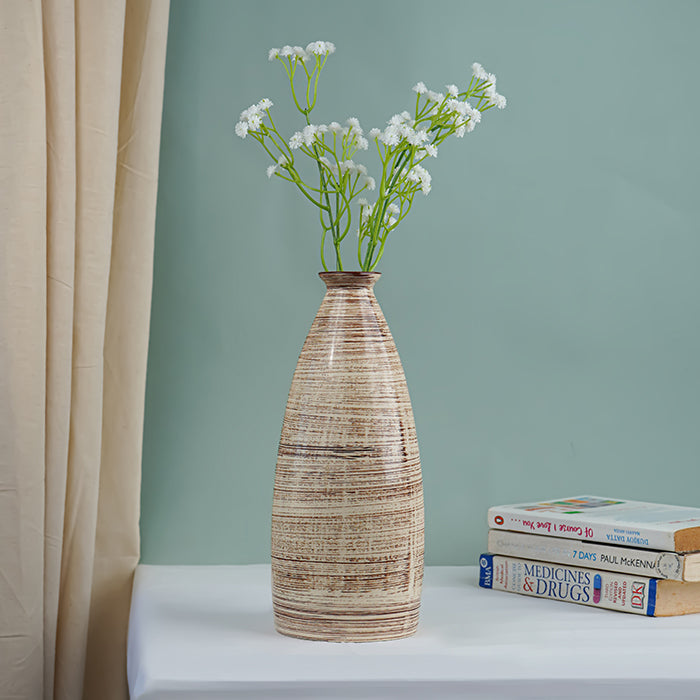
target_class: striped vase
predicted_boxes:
[271,271,424,642]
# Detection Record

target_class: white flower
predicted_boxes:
[359,200,373,221]
[387,216,397,227]
[293,46,308,61]
[266,164,277,178]
[464,102,481,122]
[356,163,368,176]
[339,159,355,175]
[329,121,343,133]
[387,202,400,215]
[492,92,507,109]
[407,164,431,194]
[455,125,466,138]
[413,81,427,94]
[369,128,381,139]
[346,117,362,134]
[388,112,412,127]
[474,63,501,104]
[364,176,376,190]
[277,155,289,167]
[446,99,467,117]
[379,126,401,146]
[248,112,262,130]
[236,100,269,137]
[280,45,294,58]
[240,102,264,122]
[446,84,459,97]
[483,83,506,108]
[472,62,489,81]
[405,127,428,146]
[426,90,445,104]
[466,119,476,132]
[302,124,318,147]
[423,144,438,158]
[268,48,280,61]
[289,132,304,149]
[306,41,335,56]
[317,124,329,133]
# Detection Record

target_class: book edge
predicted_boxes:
[674,526,700,553]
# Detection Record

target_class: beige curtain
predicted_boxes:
[0,1,170,699]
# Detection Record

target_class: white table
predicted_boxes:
[127,565,700,699]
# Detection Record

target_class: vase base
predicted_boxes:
[273,606,420,642]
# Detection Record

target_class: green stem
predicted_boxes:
[333,240,343,270]
[362,148,410,270]
[287,64,308,116]
[319,209,328,272]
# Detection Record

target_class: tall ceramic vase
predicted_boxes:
[271,271,424,642]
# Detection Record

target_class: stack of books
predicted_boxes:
[478,495,700,616]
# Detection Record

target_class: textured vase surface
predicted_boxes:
[271,271,424,642]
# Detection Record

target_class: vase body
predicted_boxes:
[271,272,424,642]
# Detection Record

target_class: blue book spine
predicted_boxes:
[646,579,657,616]
[479,554,494,589]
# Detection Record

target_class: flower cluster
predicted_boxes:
[235,41,506,271]
[289,119,369,152]
[472,62,507,109]
[234,98,273,139]
[268,41,336,63]
[407,164,432,194]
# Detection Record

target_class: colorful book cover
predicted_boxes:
[479,553,658,615]
[488,495,700,552]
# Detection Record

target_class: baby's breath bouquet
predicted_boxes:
[236,41,506,271]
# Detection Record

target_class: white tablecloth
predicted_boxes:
[127,564,700,699]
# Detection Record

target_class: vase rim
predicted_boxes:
[319,271,380,276]
[319,271,381,288]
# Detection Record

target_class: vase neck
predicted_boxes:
[319,271,380,290]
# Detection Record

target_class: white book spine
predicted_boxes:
[479,554,658,615]
[488,506,677,551]
[487,530,685,580]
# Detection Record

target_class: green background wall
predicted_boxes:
[141,0,700,565]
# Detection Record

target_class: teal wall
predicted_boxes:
[141,0,700,565]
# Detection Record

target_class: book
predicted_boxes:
[488,495,700,552]
[487,529,700,582]
[478,553,700,616]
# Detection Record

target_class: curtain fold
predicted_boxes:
[84,2,170,697]
[0,1,170,699]
[0,3,47,699]
[42,2,77,698]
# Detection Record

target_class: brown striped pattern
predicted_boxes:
[271,272,424,642]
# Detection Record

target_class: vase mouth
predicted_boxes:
[319,271,380,288]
